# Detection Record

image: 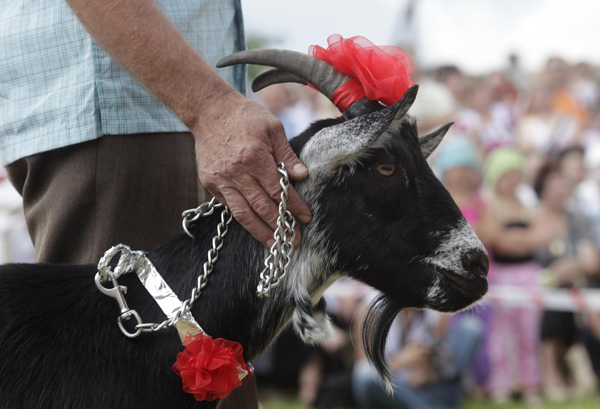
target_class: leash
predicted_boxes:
[94,162,296,401]
[95,162,295,338]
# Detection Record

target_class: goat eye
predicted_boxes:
[376,163,396,176]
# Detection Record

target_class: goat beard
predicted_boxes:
[361,295,408,387]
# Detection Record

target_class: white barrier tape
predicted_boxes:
[485,285,600,312]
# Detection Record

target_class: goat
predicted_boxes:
[0,51,488,409]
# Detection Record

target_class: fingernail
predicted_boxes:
[267,239,275,248]
[293,163,308,175]
[299,214,311,224]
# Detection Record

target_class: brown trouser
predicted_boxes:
[6,132,258,409]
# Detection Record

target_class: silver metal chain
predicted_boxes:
[138,200,234,333]
[256,163,296,297]
[96,162,296,337]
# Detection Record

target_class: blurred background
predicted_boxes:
[2,0,600,408]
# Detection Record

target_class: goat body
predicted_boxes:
[0,221,279,409]
[0,89,488,408]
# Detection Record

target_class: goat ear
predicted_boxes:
[299,85,419,170]
[380,84,419,135]
[393,84,419,120]
[419,122,453,159]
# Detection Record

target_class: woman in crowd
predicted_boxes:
[435,137,492,396]
[533,161,600,400]
[436,138,486,236]
[479,148,547,404]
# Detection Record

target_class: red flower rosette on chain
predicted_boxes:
[172,333,252,401]
[309,34,415,112]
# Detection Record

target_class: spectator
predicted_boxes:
[545,57,589,133]
[453,77,514,152]
[503,53,530,94]
[570,62,599,114]
[436,138,484,233]
[556,145,588,212]
[517,83,579,155]
[305,284,363,409]
[578,144,600,243]
[258,83,296,137]
[432,65,468,107]
[352,308,483,409]
[534,162,600,400]
[480,148,545,404]
[558,145,587,189]
[435,138,492,395]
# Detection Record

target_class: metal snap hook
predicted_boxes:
[95,272,143,338]
[118,310,143,338]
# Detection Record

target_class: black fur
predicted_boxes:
[0,222,278,409]
[0,99,488,408]
[296,116,486,380]
[361,295,407,381]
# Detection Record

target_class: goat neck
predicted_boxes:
[145,213,334,361]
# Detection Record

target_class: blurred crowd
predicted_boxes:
[2,53,600,408]
[254,55,600,408]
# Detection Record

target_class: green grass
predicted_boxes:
[261,397,310,409]
[463,397,600,409]
[260,391,600,409]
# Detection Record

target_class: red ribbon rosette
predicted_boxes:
[309,34,415,112]
[172,333,252,401]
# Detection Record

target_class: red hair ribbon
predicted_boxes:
[309,34,415,112]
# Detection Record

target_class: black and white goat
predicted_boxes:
[0,51,488,409]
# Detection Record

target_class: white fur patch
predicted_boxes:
[299,107,410,183]
[423,220,486,278]
[426,276,442,299]
[291,300,334,344]
[300,119,384,176]
[285,218,339,343]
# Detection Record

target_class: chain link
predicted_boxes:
[140,201,234,333]
[182,197,225,238]
[96,162,296,336]
[256,163,297,297]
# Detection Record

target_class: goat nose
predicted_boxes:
[463,251,489,278]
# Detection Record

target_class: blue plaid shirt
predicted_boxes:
[0,0,246,166]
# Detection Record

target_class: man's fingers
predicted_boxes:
[223,189,276,248]
[241,180,303,248]
[194,102,312,248]
[241,180,280,231]
[256,163,312,225]
[268,133,312,223]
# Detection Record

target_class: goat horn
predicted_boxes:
[252,68,307,92]
[217,49,351,101]
[251,69,384,119]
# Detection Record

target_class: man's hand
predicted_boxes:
[65,0,313,247]
[194,90,312,247]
